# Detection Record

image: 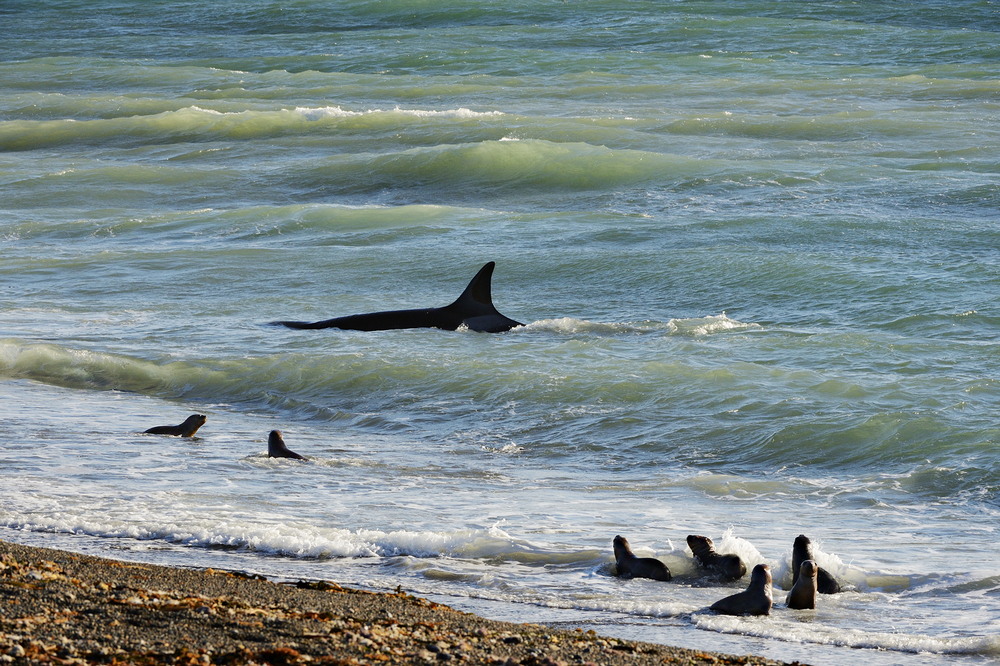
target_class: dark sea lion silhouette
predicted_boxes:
[612,535,672,581]
[144,414,206,437]
[792,534,841,594]
[268,430,305,460]
[710,563,773,616]
[687,534,747,581]
[273,261,523,333]
[787,559,818,610]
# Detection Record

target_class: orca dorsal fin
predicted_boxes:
[450,261,498,312]
[446,261,524,332]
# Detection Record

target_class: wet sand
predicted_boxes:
[0,539,800,665]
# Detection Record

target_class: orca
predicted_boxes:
[273,262,523,333]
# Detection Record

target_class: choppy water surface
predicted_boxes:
[2,2,999,664]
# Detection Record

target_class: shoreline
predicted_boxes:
[0,539,801,665]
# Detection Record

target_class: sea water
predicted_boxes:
[1,1,999,663]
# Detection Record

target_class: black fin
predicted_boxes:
[449,261,498,311]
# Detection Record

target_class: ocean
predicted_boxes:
[1,1,999,663]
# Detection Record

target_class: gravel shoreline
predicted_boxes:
[0,540,801,665]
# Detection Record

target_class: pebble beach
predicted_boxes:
[0,540,797,666]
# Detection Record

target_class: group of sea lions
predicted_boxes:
[614,533,842,616]
[143,414,306,460]
[145,414,839,617]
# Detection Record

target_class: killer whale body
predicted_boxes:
[274,262,523,333]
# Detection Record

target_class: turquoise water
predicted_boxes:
[2,2,999,663]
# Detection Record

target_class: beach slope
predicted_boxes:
[0,540,798,665]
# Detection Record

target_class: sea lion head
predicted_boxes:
[686,534,715,556]
[179,414,207,436]
[800,559,817,579]
[268,430,285,455]
[792,535,816,572]
[750,563,772,592]
[613,535,632,560]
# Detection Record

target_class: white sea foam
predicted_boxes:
[187,105,225,116]
[292,106,504,121]
[0,505,530,561]
[522,317,627,334]
[667,313,762,336]
[521,315,761,337]
[692,612,1000,656]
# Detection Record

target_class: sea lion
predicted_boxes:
[786,559,818,610]
[709,563,772,616]
[792,535,841,594]
[273,261,523,333]
[268,430,305,460]
[144,414,207,437]
[687,534,747,580]
[612,535,672,582]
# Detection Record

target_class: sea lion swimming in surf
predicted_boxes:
[268,430,306,460]
[792,534,841,594]
[612,535,672,581]
[687,534,747,581]
[709,563,772,616]
[144,414,207,437]
[786,559,818,610]
[272,262,523,333]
